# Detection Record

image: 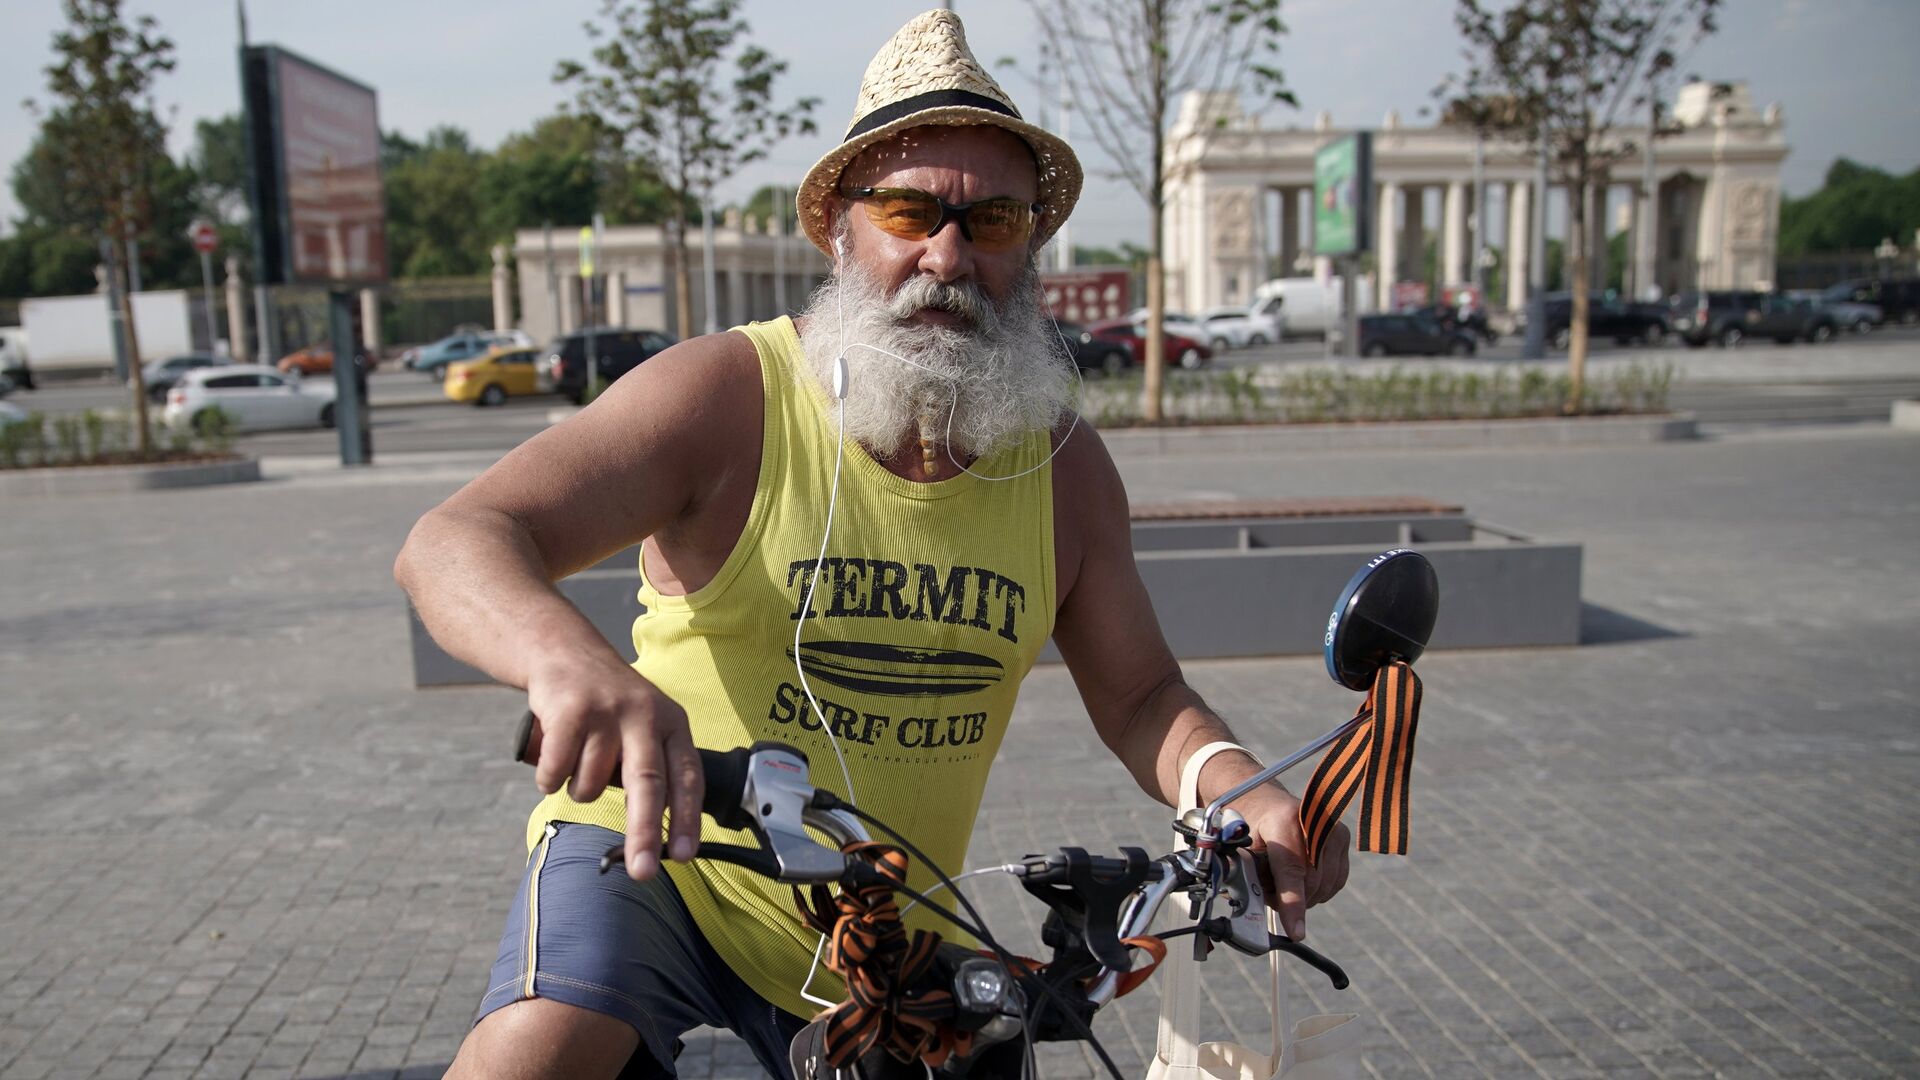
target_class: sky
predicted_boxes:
[3,0,1918,249]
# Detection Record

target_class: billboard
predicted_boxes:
[1041,269,1131,323]
[242,46,387,286]
[1313,133,1372,258]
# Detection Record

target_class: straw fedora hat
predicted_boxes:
[795,8,1083,257]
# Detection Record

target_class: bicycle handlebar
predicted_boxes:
[511,712,1347,1072]
[514,710,761,833]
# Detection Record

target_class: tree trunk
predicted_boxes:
[119,243,152,454]
[1566,176,1589,414]
[672,217,694,340]
[1144,254,1164,422]
[1141,0,1168,424]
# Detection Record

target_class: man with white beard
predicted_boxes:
[400,10,1349,1079]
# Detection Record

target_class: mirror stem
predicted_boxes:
[1199,714,1364,839]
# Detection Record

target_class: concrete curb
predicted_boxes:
[1893,399,1920,429]
[0,455,261,496]
[1099,411,1697,456]
[533,406,1698,453]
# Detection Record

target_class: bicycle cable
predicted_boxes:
[832,800,1125,1080]
[897,864,1023,917]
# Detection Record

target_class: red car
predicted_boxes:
[1085,318,1212,370]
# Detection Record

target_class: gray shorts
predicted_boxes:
[476,822,810,1078]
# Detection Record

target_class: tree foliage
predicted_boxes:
[1779,158,1920,256]
[27,0,178,448]
[1029,0,1295,422]
[1441,0,1718,411]
[555,0,816,337]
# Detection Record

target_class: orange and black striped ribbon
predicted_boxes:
[1297,660,1422,865]
[793,842,968,1067]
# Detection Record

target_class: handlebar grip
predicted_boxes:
[696,746,756,831]
[515,713,754,831]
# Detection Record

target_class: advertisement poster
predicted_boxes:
[271,49,388,285]
[1313,133,1372,258]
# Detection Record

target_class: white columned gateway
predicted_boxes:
[1162,82,1787,313]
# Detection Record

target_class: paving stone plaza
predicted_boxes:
[4,419,1918,1078]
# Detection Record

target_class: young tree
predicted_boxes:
[555,0,816,339]
[383,126,490,278]
[28,0,176,451]
[1028,0,1294,422]
[1442,0,1718,412]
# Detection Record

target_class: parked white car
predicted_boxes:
[1124,307,1211,348]
[1198,306,1278,349]
[163,364,337,433]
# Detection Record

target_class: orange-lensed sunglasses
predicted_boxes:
[841,186,1043,252]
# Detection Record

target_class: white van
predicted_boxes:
[1251,277,1374,339]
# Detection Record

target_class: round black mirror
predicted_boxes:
[1323,549,1440,691]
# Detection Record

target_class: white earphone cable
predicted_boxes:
[791,252,1083,1011]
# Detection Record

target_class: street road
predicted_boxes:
[9,326,1917,457]
[5,411,1917,1079]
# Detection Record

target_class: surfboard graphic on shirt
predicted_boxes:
[786,640,1005,697]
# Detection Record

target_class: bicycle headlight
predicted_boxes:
[955,958,1009,1012]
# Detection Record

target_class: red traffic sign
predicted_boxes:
[189,220,218,254]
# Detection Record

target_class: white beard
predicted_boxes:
[796,254,1075,463]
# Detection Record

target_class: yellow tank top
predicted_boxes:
[526,316,1055,1018]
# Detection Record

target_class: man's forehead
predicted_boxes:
[842,125,1038,195]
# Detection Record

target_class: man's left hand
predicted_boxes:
[1234,786,1351,942]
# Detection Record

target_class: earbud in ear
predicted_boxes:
[833,236,845,260]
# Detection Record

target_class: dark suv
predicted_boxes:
[1670,291,1839,347]
[545,327,676,404]
[1542,294,1669,348]
[1823,278,1920,325]
[1357,314,1477,357]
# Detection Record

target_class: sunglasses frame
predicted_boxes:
[840,186,1044,250]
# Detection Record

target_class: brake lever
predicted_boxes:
[1266,933,1350,990]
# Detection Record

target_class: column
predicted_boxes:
[1278,188,1300,278]
[1376,180,1400,309]
[359,288,381,355]
[559,275,578,334]
[1633,179,1659,299]
[1587,181,1608,293]
[1401,185,1425,289]
[490,244,514,332]
[223,255,248,363]
[1443,181,1469,286]
[726,266,746,329]
[1506,180,1531,312]
[605,270,626,328]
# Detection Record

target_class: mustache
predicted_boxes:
[886,275,998,333]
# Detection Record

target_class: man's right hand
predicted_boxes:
[524,653,704,882]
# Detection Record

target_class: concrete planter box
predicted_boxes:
[1101,412,1695,457]
[0,455,260,497]
[1038,512,1581,662]
[409,505,1581,687]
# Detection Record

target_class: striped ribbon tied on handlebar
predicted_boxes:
[1298,660,1422,865]
[792,842,970,1068]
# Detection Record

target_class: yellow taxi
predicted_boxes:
[442,345,551,406]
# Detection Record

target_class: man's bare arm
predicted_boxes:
[393,331,761,878]
[1049,426,1349,937]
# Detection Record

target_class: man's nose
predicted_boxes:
[915,218,975,284]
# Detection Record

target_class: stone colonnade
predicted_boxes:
[1162,82,1787,315]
